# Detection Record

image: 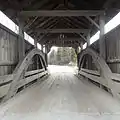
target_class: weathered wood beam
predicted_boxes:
[18,19,25,60]
[24,17,38,29]
[25,69,45,77]
[47,42,79,47]
[20,10,104,17]
[79,71,107,87]
[107,59,120,63]
[0,61,17,66]
[34,39,37,48]
[36,19,60,41]
[0,23,17,37]
[18,71,48,88]
[99,13,106,59]
[62,17,80,28]
[27,17,58,34]
[36,17,55,28]
[86,16,100,29]
[64,17,88,29]
[78,48,120,98]
[34,29,89,34]
[2,49,47,102]
[80,42,83,50]
[81,68,100,76]
[38,34,47,42]
[29,17,60,40]
[41,45,43,51]
[44,45,48,66]
[79,34,87,42]
[41,18,59,29]
[44,37,82,46]
[47,37,82,41]
[87,33,90,46]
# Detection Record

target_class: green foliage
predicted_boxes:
[48,47,77,66]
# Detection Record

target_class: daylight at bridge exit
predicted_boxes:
[1,0,120,120]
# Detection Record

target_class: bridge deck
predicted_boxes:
[0,66,120,120]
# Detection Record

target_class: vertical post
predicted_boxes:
[99,13,106,59]
[87,33,90,46]
[76,50,79,67]
[87,33,92,69]
[18,18,26,89]
[80,42,83,51]
[34,39,39,70]
[34,39,37,48]
[45,45,48,66]
[41,45,43,52]
[18,19,25,60]
[99,13,106,89]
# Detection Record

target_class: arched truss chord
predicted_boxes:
[3,48,47,102]
[78,48,120,99]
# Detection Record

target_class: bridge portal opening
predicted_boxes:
[48,46,77,66]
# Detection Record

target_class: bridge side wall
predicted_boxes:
[91,26,120,73]
[106,26,120,73]
[0,24,33,76]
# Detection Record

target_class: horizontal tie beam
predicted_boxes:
[34,29,89,34]
[20,10,104,17]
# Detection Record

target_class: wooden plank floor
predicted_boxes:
[0,65,120,120]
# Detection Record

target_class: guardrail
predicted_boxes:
[0,68,48,99]
[78,48,120,100]
[0,48,49,102]
[79,68,120,88]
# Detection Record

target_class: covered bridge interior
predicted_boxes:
[0,0,120,119]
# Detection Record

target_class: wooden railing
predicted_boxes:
[79,68,120,88]
[0,48,48,102]
[0,68,48,99]
[78,48,120,100]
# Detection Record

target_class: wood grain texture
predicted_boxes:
[0,66,120,120]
